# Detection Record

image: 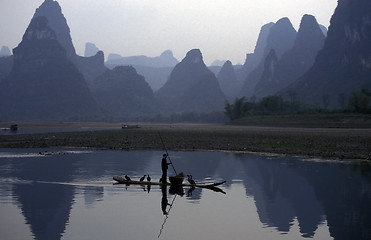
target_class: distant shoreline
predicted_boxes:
[0,122,370,161]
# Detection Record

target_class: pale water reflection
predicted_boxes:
[0,149,370,240]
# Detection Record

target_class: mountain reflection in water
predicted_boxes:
[0,149,370,240]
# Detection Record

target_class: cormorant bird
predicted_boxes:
[140,175,146,182]
[147,175,151,182]
[187,175,196,185]
[125,175,131,181]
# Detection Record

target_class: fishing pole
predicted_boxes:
[158,132,177,175]
[158,194,177,238]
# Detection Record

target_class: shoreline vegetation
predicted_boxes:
[0,114,370,161]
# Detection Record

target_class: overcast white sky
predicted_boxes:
[0,0,337,65]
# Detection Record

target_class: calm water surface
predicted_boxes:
[0,149,370,240]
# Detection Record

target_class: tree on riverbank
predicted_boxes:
[224,95,301,120]
[225,89,371,121]
[348,89,371,114]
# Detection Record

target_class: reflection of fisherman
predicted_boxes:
[161,153,172,183]
[161,185,169,215]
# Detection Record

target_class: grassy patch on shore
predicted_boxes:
[228,113,371,128]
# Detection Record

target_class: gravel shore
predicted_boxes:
[0,123,370,161]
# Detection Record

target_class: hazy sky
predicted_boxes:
[0,0,337,65]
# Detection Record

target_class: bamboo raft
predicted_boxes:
[113,176,226,192]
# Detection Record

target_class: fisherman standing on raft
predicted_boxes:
[161,153,172,183]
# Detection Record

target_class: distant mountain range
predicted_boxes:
[217,60,239,100]
[0,56,12,84]
[235,22,274,90]
[0,0,369,121]
[284,0,371,108]
[84,42,100,57]
[33,0,76,62]
[0,47,13,83]
[253,14,326,98]
[91,66,155,118]
[155,49,225,113]
[106,50,179,69]
[239,18,298,98]
[0,46,11,57]
[105,50,179,91]
[0,16,100,121]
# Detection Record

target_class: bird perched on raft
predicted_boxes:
[125,175,131,181]
[140,175,146,182]
[147,175,151,182]
[187,175,196,185]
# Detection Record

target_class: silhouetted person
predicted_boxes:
[161,153,171,183]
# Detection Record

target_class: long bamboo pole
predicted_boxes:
[158,132,177,175]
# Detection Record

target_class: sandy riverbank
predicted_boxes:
[0,122,370,161]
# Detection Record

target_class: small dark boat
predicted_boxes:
[169,172,184,185]
[121,124,140,129]
[1,124,18,132]
[10,124,18,132]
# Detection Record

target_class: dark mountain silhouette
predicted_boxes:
[319,24,328,36]
[0,56,12,83]
[0,17,100,121]
[265,17,298,59]
[33,0,76,62]
[155,49,225,113]
[105,50,178,91]
[14,182,74,240]
[91,66,155,118]
[10,155,77,240]
[126,65,173,92]
[236,154,371,239]
[0,47,12,82]
[211,59,227,66]
[247,22,275,71]
[254,15,326,98]
[217,60,240,100]
[76,50,107,85]
[302,160,371,240]
[235,23,274,85]
[106,50,179,68]
[0,46,11,57]
[208,65,222,76]
[239,157,325,238]
[84,42,99,57]
[33,0,108,87]
[286,0,371,107]
[239,18,297,98]
[253,49,279,98]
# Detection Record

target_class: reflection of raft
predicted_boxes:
[113,176,226,189]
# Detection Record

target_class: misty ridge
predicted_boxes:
[0,0,370,122]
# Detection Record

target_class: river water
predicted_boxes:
[0,149,370,240]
